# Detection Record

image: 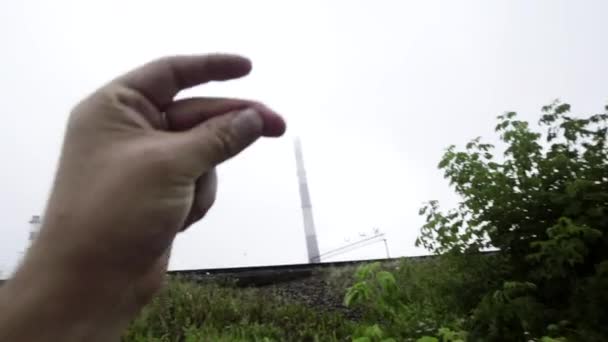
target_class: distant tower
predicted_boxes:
[28,215,42,242]
[294,138,321,263]
[14,215,43,271]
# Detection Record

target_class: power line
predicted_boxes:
[312,233,386,262]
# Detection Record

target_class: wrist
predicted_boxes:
[0,235,140,341]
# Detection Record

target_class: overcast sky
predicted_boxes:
[1,0,607,276]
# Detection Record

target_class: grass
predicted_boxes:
[122,254,515,341]
[123,276,355,342]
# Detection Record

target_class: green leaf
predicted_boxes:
[363,324,384,338]
[376,271,397,292]
[416,337,439,342]
[353,337,372,342]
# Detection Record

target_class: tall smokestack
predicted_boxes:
[294,137,321,263]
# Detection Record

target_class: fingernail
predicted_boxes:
[231,108,263,138]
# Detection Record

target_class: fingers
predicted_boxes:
[112,54,252,108]
[171,108,263,176]
[181,170,217,231]
[165,97,286,137]
[166,98,248,131]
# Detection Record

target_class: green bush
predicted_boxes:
[416,101,608,341]
[343,255,501,341]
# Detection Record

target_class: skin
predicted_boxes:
[0,54,286,341]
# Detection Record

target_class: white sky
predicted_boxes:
[1,0,607,276]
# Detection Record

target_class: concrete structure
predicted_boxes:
[294,138,321,263]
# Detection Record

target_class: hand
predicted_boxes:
[0,54,285,341]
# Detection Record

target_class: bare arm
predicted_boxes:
[0,241,137,341]
[0,54,285,341]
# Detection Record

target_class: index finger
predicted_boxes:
[112,54,252,108]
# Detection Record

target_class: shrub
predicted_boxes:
[417,101,608,340]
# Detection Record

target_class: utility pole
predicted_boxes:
[382,238,391,258]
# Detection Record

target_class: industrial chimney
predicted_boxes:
[294,137,321,263]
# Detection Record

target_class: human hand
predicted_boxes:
[0,54,285,341]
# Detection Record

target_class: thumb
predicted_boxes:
[172,107,264,175]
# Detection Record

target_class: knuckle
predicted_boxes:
[152,55,174,67]
[198,202,213,218]
[66,106,88,131]
[68,87,123,122]
[209,129,238,160]
[149,56,179,82]
[66,95,105,133]
[99,85,154,113]
[198,191,216,214]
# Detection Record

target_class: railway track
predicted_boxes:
[168,256,427,287]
